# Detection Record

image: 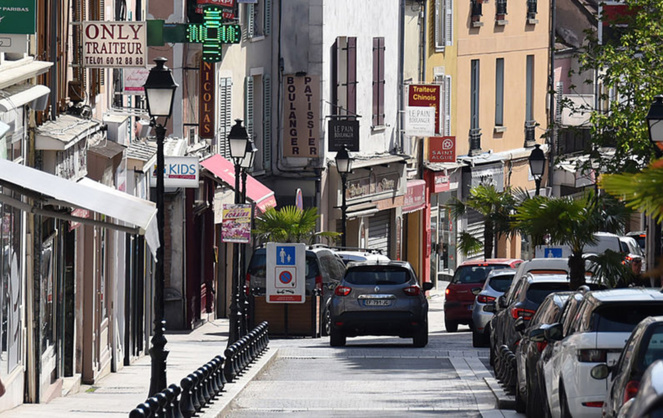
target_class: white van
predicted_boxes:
[534,232,622,259]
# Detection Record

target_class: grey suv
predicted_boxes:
[246,245,346,335]
[329,260,433,347]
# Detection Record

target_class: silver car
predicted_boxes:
[329,260,433,347]
[471,268,516,347]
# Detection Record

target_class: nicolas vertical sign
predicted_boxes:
[199,60,215,139]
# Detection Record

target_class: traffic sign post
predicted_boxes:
[266,243,306,303]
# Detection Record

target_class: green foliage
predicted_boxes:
[457,232,483,257]
[253,206,340,244]
[600,159,663,223]
[585,250,632,288]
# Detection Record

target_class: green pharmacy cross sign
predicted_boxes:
[187,6,240,62]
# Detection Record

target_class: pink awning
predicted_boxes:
[201,154,277,214]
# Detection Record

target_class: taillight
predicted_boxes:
[335,286,351,296]
[403,286,421,296]
[624,380,640,404]
[577,349,607,362]
[445,288,451,295]
[582,401,604,408]
[536,341,548,353]
[477,295,496,303]
[245,273,251,296]
[511,307,536,320]
[315,274,323,291]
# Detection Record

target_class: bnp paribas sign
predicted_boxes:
[0,0,36,34]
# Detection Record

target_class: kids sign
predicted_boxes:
[82,21,146,68]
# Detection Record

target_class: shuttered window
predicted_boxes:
[435,0,453,50]
[245,76,255,142]
[218,77,232,158]
[471,60,480,130]
[246,0,270,39]
[372,37,385,127]
[332,37,358,116]
[263,75,271,172]
[495,58,504,126]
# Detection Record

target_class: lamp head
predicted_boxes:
[528,144,546,178]
[143,57,179,119]
[228,119,249,161]
[335,146,353,174]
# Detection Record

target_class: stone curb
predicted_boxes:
[485,376,516,410]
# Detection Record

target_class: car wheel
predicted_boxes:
[330,328,346,347]
[413,321,428,347]
[560,382,572,418]
[445,319,458,332]
[321,308,331,337]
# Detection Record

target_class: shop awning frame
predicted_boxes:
[0,159,159,258]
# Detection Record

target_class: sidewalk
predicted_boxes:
[0,317,278,418]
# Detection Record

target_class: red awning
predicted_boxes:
[201,154,277,214]
[403,179,426,214]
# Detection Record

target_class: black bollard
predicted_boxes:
[179,375,196,418]
[129,403,150,418]
[224,346,237,383]
[192,369,206,411]
[166,384,183,418]
[217,355,228,389]
[145,397,160,418]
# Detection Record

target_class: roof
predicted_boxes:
[588,288,663,302]
[459,258,523,266]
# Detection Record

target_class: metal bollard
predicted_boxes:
[224,346,237,383]
[192,369,205,411]
[217,355,228,389]
[129,403,150,418]
[179,376,196,418]
[145,397,160,417]
[166,384,183,418]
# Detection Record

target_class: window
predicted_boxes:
[495,58,504,126]
[372,37,385,127]
[435,0,453,50]
[495,0,507,19]
[245,0,271,39]
[332,37,357,116]
[217,77,232,159]
[525,55,536,145]
[434,73,452,135]
[527,0,538,20]
[471,0,483,24]
[245,72,271,172]
[470,59,481,151]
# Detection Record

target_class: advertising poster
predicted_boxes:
[222,204,252,243]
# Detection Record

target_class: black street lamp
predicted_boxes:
[528,144,546,196]
[227,119,249,345]
[646,95,663,157]
[239,137,256,336]
[335,146,353,248]
[143,57,178,397]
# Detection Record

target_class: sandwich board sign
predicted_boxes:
[266,242,305,303]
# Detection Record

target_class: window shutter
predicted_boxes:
[373,38,379,127]
[347,37,357,116]
[245,76,254,140]
[218,77,232,158]
[332,39,339,115]
[435,0,443,49]
[264,0,272,36]
[246,4,255,40]
[263,75,272,170]
[445,75,452,136]
[445,0,453,47]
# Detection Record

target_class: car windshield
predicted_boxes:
[592,304,663,333]
[345,266,409,285]
[488,275,514,292]
[451,265,510,284]
[525,282,570,304]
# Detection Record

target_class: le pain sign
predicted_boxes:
[199,60,215,139]
[429,136,456,163]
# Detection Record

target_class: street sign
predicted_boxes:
[543,248,563,258]
[266,242,305,303]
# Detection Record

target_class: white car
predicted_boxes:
[541,288,663,418]
[334,249,390,265]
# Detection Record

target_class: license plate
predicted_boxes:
[467,304,474,311]
[364,299,392,307]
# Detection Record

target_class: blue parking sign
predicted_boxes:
[544,248,563,258]
[276,246,296,265]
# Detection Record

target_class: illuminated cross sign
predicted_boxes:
[186,6,241,62]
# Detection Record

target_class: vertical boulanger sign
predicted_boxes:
[199,60,215,139]
[283,75,320,158]
[408,84,441,134]
[0,0,35,34]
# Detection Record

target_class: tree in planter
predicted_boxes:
[447,184,518,259]
[513,191,629,289]
[253,205,340,245]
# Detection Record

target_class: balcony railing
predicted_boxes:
[524,120,537,147]
[496,0,507,18]
[471,0,483,25]
[469,128,482,155]
[527,0,537,19]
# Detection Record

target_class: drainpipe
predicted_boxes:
[397,0,406,154]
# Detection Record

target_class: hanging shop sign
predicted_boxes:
[0,0,36,35]
[429,136,456,163]
[82,21,147,68]
[150,156,200,188]
[405,106,436,137]
[283,75,320,158]
[199,60,215,139]
[222,204,252,244]
[408,84,441,134]
[328,119,359,152]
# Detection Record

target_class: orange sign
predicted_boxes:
[429,136,456,163]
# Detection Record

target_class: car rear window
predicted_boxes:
[451,265,510,284]
[345,266,410,285]
[591,304,663,333]
[525,282,570,304]
[488,275,514,292]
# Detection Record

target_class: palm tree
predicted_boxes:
[253,205,340,244]
[447,184,517,259]
[600,159,663,222]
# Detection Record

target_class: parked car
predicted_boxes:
[443,258,523,332]
[540,288,663,418]
[625,231,646,254]
[334,248,390,265]
[619,236,646,274]
[246,245,347,335]
[514,291,572,415]
[590,315,663,418]
[329,260,433,347]
[535,231,622,258]
[471,268,517,347]
[618,359,663,418]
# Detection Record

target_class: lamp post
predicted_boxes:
[143,57,178,397]
[335,146,353,248]
[239,138,256,336]
[528,144,546,196]
[227,119,249,345]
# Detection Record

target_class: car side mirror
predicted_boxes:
[529,327,546,342]
[423,281,434,292]
[498,295,508,309]
[543,323,564,342]
[484,302,496,313]
[590,364,610,380]
[514,317,526,333]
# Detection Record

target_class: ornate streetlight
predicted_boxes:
[335,146,353,248]
[143,57,178,396]
[528,144,546,196]
[239,137,256,335]
[227,119,249,345]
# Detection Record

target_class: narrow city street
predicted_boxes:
[221,290,523,417]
